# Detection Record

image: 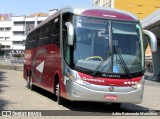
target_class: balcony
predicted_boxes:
[0,40,12,46]
[12,16,25,21]
[12,45,25,50]
[12,25,25,31]
[11,36,26,41]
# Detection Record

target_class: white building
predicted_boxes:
[93,0,114,7]
[0,19,13,55]
[0,10,57,57]
[11,14,48,57]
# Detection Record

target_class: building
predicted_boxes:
[93,0,160,19]
[93,0,114,7]
[0,10,57,57]
[0,13,13,56]
[11,13,48,57]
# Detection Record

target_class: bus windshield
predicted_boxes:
[73,16,144,76]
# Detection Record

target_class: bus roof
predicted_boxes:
[29,5,138,34]
[62,5,138,20]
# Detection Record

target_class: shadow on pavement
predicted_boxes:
[0,99,9,110]
[62,101,151,114]
[31,86,57,102]
[0,70,9,110]
[0,71,8,93]
[32,86,153,115]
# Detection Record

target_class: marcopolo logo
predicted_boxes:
[109,86,114,92]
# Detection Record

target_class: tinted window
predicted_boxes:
[25,17,60,49]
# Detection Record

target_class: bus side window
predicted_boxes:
[25,34,31,50]
[50,17,60,48]
[63,28,71,65]
[39,26,45,46]
[35,29,40,48]
[27,31,37,49]
[31,31,36,48]
[45,22,51,45]
[38,22,50,47]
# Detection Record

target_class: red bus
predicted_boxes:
[24,6,157,108]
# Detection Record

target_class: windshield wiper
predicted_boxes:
[114,49,132,79]
[92,51,112,76]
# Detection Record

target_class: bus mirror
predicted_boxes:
[65,22,74,45]
[143,30,157,52]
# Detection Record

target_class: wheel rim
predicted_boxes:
[56,84,59,96]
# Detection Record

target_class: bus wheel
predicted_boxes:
[56,84,64,105]
[28,76,34,91]
[27,76,30,89]
[111,103,121,109]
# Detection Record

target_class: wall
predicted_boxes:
[114,0,160,19]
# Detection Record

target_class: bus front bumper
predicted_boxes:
[65,80,144,104]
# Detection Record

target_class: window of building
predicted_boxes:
[155,6,160,8]
[13,31,24,35]
[38,21,42,24]
[0,37,4,40]
[5,37,10,40]
[0,27,11,31]
[1,45,10,49]
[137,13,143,14]
[0,28,4,31]
[25,22,35,34]
[13,41,23,45]
[137,4,143,7]
[1,45,5,48]
[5,27,11,31]
[5,45,10,48]
[14,21,25,26]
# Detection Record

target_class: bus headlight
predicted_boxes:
[68,71,90,86]
[68,73,84,85]
[132,83,143,89]
[132,83,142,89]
[75,78,85,85]
[132,76,144,90]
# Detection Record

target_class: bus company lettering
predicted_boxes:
[102,74,120,78]
[82,77,104,83]
[124,81,138,85]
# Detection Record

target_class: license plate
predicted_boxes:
[104,94,117,100]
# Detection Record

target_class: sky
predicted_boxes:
[0,0,92,16]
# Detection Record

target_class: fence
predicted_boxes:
[0,56,24,65]
[0,56,24,70]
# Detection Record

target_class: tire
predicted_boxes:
[28,76,34,91]
[27,76,30,89]
[56,84,65,105]
[111,103,121,109]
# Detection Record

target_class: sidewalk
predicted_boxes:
[145,71,153,80]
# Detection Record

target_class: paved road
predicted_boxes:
[0,69,160,118]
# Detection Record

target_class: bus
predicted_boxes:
[24,6,157,108]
